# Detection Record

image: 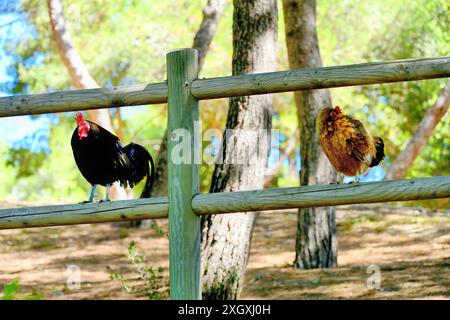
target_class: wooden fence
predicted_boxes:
[0,49,449,300]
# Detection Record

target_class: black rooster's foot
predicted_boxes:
[99,199,111,203]
[349,179,360,184]
[79,200,93,204]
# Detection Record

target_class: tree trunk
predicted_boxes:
[201,0,278,300]
[149,0,227,199]
[282,0,337,269]
[385,80,450,180]
[193,0,227,72]
[47,0,127,200]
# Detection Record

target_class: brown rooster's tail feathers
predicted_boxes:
[370,137,385,167]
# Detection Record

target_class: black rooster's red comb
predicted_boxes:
[75,112,85,124]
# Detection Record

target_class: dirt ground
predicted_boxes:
[0,202,448,300]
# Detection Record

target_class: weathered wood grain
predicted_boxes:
[167,48,201,300]
[0,82,167,117]
[0,177,448,231]
[192,176,450,215]
[0,197,168,230]
[0,57,448,117]
[192,56,450,100]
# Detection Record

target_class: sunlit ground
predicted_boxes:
[0,202,448,300]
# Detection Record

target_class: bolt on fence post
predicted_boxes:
[166,48,201,300]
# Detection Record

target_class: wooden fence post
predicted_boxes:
[167,48,201,300]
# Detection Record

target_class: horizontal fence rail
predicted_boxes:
[0,83,168,118]
[1,177,448,230]
[192,176,450,215]
[191,56,450,100]
[0,198,168,230]
[0,56,449,117]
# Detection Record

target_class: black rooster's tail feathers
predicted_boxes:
[140,150,155,198]
[122,143,155,198]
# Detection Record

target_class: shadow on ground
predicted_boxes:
[0,202,448,299]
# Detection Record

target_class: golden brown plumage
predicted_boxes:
[316,106,385,183]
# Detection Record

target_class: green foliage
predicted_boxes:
[318,0,450,181]
[1,279,19,300]
[14,0,209,90]
[1,0,232,198]
[1,279,41,300]
[148,221,168,238]
[0,142,18,200]
[0,0,447,207]
[109,241,168,299]
[6,117,88,201]
[362,0,449,179]
[6,147,46,178]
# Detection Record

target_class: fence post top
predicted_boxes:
[167,48,198,55]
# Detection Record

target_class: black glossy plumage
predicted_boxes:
[123,142,155,198]
[71,120,154,198]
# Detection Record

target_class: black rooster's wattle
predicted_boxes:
[71,114,154,202]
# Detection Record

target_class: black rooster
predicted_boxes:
[71,113,155,202]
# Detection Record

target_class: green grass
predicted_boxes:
[1,279,41,300]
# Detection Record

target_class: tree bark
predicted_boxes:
[148,0,227,199]
[201,0,277,300]
[385,80,450,180]
[193,0,227,72]
[282,0,337,269]
[47,0,127,200]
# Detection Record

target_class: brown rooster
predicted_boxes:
[316,106,385,183]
